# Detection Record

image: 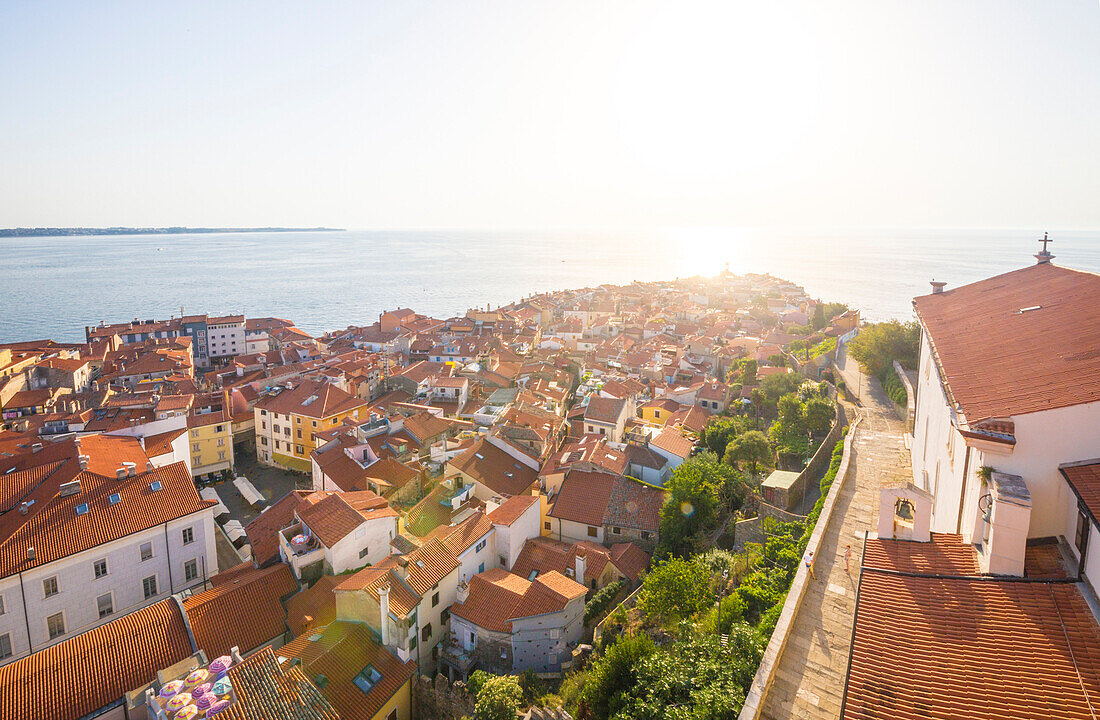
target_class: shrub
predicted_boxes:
[879,365,907,406]
[585,580,625,622]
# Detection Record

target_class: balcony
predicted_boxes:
[278,522,326,578]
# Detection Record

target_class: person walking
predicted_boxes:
[844,544,853,574]
[804,550,817,580]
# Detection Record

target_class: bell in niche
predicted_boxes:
[895,498,915,522]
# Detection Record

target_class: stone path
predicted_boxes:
[757,349,911,720]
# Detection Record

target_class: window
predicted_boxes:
[475,539,487,553]
[43,576,59,598]
[353,664,383,693]
[261,421,267,430]
[295,445,304,455]
[261,437,268,446]
[587,526,598,538]
[312,420,317,427]
[641,531,652,540]
[260,409,267,416]
[218,451,226,461]
[192,443,201,453]
[498,555,507,567]
[612,526,622,535]
[216,425,224,433]
[478,562,485,573]
[94,559,108,579]
[421,623,432,641]
[47,613,65,639]
[97,593,113,619]
[441,608,450,624]
[544,521,551,531]
[185,559,199,582]
[409,635,417,650]
[273,424,281,434]
[387,708,398,720]
[432,592,439,607]
[142,575,158,599]
[140,542,154,561]
[217,438,225,447]
[359,547,370,559]
[0,595,5,615]
[0,633,11,660]
[182,527,194,545]
[296,429,302,439]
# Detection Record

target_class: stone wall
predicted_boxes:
[413,673,476,720]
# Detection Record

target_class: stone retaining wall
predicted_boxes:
[737,412,863,720]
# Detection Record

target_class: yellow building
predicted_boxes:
[188,409,234,480]
[277,620,416,720]
[254,379,368,472]
[638,398,679,426]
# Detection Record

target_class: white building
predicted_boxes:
[0,448,216,666]
[276,490,400,580]
[910,255,1100,584]
[206,315,246,362]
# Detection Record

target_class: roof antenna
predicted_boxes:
[1035,232,1054,265]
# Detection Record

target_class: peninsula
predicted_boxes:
[0,226,343,238]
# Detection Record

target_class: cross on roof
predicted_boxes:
[1039,232,1053,253]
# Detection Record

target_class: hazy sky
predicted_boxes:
[1,1,1097,230]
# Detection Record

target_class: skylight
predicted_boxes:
[75,503,89,515]
[149,481,163,492]
[353,665,383,694]
[109,493,122,505]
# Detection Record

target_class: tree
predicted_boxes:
[724,431,772,475]
[577,634,657,720]
[804,397,835,436]
[473,673,524,720]
[847,320,920,376]
[636,557,712,624]
[728,358,757,387]
[812,303,826,330]
[658,452,744,557]
[699,416,753,456]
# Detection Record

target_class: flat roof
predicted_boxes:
[761,469,801,490]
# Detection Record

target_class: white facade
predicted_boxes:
[911,327,1100,582]
[0,510,216,666]
[207,319,245,359]
[492,502,542,570]
[454,528,498,584]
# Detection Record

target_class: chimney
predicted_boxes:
[116,467,127,479]
[123,461,137,477]
[930,280,946,295]
[31,443,43,454]
[146,461,153,471]
[378,584,391,646]
[575,551,587,584]
[78,454,89,470]
[27,547,34,562]
[456,579,470,604]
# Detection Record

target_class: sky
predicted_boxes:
[1,1,1097,230]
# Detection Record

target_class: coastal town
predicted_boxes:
[2,244,1100,720]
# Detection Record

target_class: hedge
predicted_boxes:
[585,579,626,622]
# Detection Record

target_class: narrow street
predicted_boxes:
[757,348,911,719]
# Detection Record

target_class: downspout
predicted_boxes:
[18,571,31,654]
[955,445,972,535]
[164,522,175,593]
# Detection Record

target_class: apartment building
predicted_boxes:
[254,379,369,472]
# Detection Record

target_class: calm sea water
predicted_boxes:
[1,228,1097,344]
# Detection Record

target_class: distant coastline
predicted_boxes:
[0,226,343,238]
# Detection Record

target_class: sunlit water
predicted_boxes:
[1,228,1097,343]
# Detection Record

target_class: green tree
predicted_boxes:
[804,397,835,436]
[636,558,712,624]
[728,358,757,387]
[658,452,744,557]
[699,415,753,456]
[847,319,920,376]
[812,303,826,330]
[576,633,657,720]
[724,430,772,475]
[473,673,524,720]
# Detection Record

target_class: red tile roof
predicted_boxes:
[296,490,397,547]
[245,491,304,566]
[0,460,212,578]
[450,568,587,633]
[216,646,340,720]
[488,494,540,526]
[335,565,421,618]
[549,471,617,527]
[254,379,367,419]
[0,599,194,720]
[650,427,695,458]
[448,438,538,497]
[844,569,1100,720]
[861,533,980,575]
[285,575,342,636]
[183,564,298,659]
[276,621,416,720]
[913,262,1100,422]
[1060,461,1100,525]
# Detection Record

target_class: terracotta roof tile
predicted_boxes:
[844,569,1100,720]
[0,599,193,720]
[913,262,1100,422]
[245,491,304,566]
[549,471,617,527]
[861,533,980,575]
[1060,461,1100,525]
[450,569,586,633]
[335,565,421,618]
[650,427,695,458]
[285,575,342,636]
[255,379,366,420]
[276,621,416,720]
[183,564,298,659]
[0,460,212,578]
[488,494,540,526]
[216,646,340,720]
[448,438,538,497]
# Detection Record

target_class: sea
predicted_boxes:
[1,228,1097,344]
